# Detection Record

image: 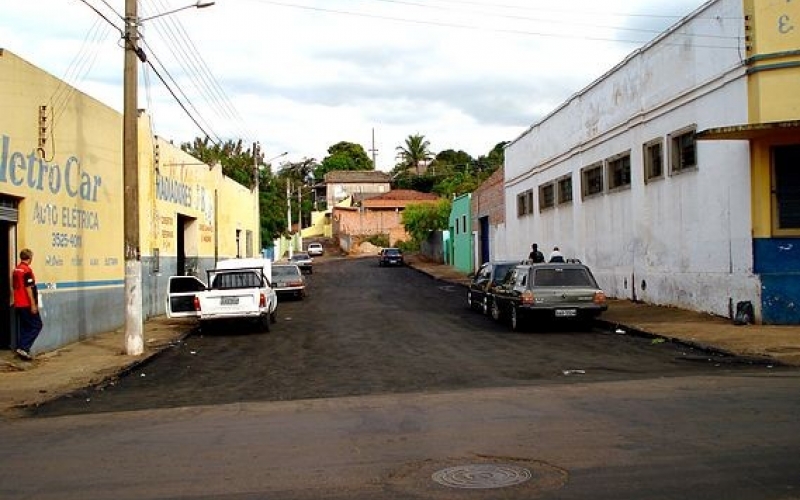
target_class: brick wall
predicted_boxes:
[332,207,411,246]
[472,167,505,224]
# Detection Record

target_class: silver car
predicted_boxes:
[271,264,306,299]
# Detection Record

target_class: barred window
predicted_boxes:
[607,152,631,190]
[517,189,534,217]
[557,175,573,204]
[581,163,604,198]
[539,183,555,210]
[670,128,697,174]
[644,139,664,182]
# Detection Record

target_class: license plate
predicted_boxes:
[555,309,577,317]
[220,296,239,305]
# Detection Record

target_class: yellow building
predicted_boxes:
[699,0,800,323]
[0,49,260,353]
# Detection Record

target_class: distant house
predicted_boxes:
[320,170,391,208]
[471,167,505,265]
[333,189,441,252]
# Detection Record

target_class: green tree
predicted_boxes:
[181,137,259,188]
[314,141,373,179]
[396,134,432,175]
[401,198,451,246]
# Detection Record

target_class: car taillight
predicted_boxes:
[593,291,606,305]
[193,296,201,311]
[288,281,303,286]
[259,293,266,307]
[521,290,535,305]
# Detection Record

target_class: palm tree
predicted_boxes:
[396,134,432,176]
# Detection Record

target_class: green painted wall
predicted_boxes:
[449,194,473,274]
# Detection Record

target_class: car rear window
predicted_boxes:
[532,268,596,287]
[385,249,401,256]
[273,266,300,278]
[211,271,262,289]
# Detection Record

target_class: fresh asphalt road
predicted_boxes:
[25,257,778,417]
[2,257,799,499]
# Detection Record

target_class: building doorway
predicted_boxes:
[0,196,19,350]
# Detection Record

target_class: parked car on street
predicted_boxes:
[378,248,404,266]
[490,262,607,331]
[271,264,306,299]
[307,243,324,256]
[467,260,520,315]
[290,252,313,274]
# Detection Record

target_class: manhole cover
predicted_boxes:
[432,464,532,489]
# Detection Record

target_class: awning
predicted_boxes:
[697,120,800,140]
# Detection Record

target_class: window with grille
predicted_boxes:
[773,144,800,232]
[539,183,555,210]
[517,189,534,217]
[581,163,604,198]
[670,128,697,174]
[607,152,631,191]
[557,175,573,204]
[644,139,664,182]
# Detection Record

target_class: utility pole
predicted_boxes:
[123,0,143,356]
[369,127,378,169]
[253,142,260,254]
[297,185,302,230]
[287,181,293,258]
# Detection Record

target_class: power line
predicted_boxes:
[249,0,742,49]
[367,0,741,41]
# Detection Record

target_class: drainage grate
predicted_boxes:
[431,464,532,489]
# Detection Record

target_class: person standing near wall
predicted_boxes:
[12,248,42,360]
[528,243,545,263]
[549,246,565,263]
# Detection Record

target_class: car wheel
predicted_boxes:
[270,309,277,324]
[482,296,489,315]
[260,314,271,332]
[467,291,474,309]
[490,300,502,322]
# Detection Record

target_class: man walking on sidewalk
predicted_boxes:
[13,248,42,360]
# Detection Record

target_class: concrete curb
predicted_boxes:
[594,319,782,367]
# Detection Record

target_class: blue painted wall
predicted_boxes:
[754,237,800,324]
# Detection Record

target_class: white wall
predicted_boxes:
[502,0,761,317]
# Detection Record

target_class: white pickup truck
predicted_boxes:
[166,258,278,331]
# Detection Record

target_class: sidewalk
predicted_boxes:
[405,254,800,367]
[0,317,194,415]
[2,255,799,416]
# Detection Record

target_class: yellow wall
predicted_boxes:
[745,0,800,123]
[0,49,123,288]
[138,121,260,262]
[744,0,800,238]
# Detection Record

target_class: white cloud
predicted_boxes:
[3,0,705,170]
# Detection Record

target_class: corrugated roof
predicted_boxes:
[361,189,441,208]
[323,170,391,183]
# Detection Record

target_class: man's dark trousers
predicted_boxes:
[16,308,42,352]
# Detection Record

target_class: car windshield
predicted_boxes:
[532,268,596,287]
[384,249,401,256]
[291,254,310,260]
[492,263,515,282]
[273,266,300,278]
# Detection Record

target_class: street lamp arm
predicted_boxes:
[266,152,289,163]
[140,1,215,22]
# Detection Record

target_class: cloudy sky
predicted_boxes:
[3,0,707,170]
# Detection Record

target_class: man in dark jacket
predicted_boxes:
[528,243,545,263]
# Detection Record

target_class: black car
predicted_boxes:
[378,248,404,266]
[467,260,519,315]
[491,262,608,331]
